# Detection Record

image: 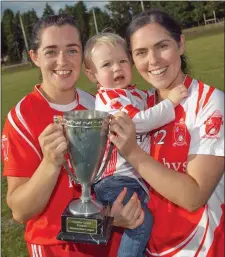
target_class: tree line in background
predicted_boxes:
[1,1,225,64]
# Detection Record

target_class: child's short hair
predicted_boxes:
[84,32,131,69]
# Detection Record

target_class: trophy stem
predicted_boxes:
[80,183,91,203]
[68,183,104,216]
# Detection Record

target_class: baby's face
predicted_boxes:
[90,43,132,89]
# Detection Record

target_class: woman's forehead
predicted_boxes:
[130,23,172,48]
[40,25,81,47]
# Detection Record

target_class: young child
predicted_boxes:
[84,33,187,257]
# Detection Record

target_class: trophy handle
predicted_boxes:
[53,115,79,184]
[63,160,79,184]
[94,142,114,182]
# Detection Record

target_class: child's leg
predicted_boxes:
[94,176,153,257]
[117,203,153,257]
[93,176,128,205]
[117,183,153,257]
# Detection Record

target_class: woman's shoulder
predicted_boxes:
[3,86,44,138]
[188,76,223,96]
[7,85,39,115]
[187,77,223,104]
[186,77,224,119]
[5,84,55,132]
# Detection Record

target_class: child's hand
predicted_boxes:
[168,84,188,107]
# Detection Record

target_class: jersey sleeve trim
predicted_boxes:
[16,97,33,136]
[202,87,215,108]
[8,111,41,160]
[195,81,204,115]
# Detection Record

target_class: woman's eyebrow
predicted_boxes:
[66,43,81,48]
[133,39,172,53]
[154,39,171,47]
[42,43,80,51]
[132,47,146,53]
[42,45,57,51]
[133,39,171,53]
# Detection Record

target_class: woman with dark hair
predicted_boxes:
[1,15,142,257]
[109,9,224,257]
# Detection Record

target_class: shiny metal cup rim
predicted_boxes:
[64,110,109,119]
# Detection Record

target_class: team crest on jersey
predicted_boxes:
[173,118,187,146]
[202,110,223,138]
[2,134,9,161]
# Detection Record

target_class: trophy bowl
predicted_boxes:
[55,110,114,244]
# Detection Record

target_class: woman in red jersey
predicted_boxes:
[109,9,224,257]
[2,15,143,257]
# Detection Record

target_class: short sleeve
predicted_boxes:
[2,112,42,177]
[189,89,224,156]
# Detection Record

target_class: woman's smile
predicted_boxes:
[53,70,72,76]
[149,66,168,76]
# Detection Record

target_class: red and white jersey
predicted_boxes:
[1,85,97,245]
[96,85,174,195]
[145,76,224,257]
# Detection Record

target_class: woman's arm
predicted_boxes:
[109,113,224,212]
[6,123,67,223]
[125,147,223,211]
[7,161,61,223]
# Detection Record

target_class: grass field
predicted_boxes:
[1,26,224,257]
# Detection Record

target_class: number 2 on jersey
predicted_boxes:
[153,129,167,145]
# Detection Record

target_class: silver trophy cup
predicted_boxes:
[55,110,114,244]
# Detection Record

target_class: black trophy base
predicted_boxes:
[57,201,113,245]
